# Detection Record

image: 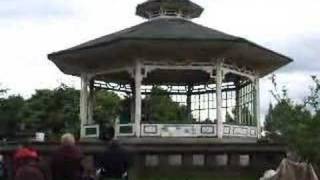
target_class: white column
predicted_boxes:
[88,80,94,125]
[216,62,223,139]
[80,73,89,138]
[134,61,142,137]
[114,117,120,139]
[255,78,261,139]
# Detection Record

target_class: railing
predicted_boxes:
[223,124,257,138]
[115,123,136,137]
[141,124,216,137]
[115,122,257,138]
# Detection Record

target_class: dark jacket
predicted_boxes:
[14,160,46,180]
[51,145,83,180]
[0,161,6,179]
[96,141,130,179]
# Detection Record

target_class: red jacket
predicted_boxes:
[13,147,39,173]
[14,161,45,180]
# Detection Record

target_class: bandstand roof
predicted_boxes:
[48,1,292,81]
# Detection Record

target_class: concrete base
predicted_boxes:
[79,137,102,143]
[0,139,286,180]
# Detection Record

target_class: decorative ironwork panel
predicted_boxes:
[140,124,216,137]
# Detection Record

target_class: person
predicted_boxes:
[13,142,39,172]
[13,147,46,180]
[96,126,130,180]
[0,154,6,180]
[51,133,83,180]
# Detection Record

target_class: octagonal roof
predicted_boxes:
[48,0,292,80]
[48,17,292,78]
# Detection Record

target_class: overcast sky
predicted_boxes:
[0,0,319,119]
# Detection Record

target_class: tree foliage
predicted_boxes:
[143,87,189,123]
[0,84,192,139]
[94,90,121,125]
[0,84,122,140]
[305,76,320,111]
[0,95,25,137]
[0,84,8,98]
[21,85,80,137]
[265,75,320,166]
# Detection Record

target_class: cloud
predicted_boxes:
[259,72,317,121]
[0,0,319,119]
[275,35,320,72]
[0,0,74,20]
[196,0,320,74]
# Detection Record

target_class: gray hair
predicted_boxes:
[61,133,75,146]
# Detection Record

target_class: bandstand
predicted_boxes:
[48,0,291,141]
[47,1,292,178]
[0,2,294,180]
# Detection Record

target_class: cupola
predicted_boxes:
[136,0,204,20]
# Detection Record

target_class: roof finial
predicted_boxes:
[136,0,204,20]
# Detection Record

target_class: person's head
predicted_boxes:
[100,125,115,141]
[14,148,39,167]
[61,133,75,146]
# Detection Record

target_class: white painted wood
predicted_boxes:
[255,78,261,139]
[221,63,256,81]
[223,124,257,138]
[134,60,142,137]
[87,80,94,125]
[80,73,89,138]
[144,64,215,76]
[114,117,120,139]
[118,123,257,138]
[83,124,100,138]
[117,123,136,137]
[216,61,223,139]
[143,61,216,66]
[140,124,216,137]
[93,67,134,76]
[222,67,255,82]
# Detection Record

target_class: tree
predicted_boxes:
[22,85,80,137]
[264,75,320,168]
[0,95,25,137]
[0,84,7,98]
[240,106,255,126]
[20,84,124,139]
[264,100,312,143]
[305,76,320,111]
[94,90,121,125]
[143,87,189,123]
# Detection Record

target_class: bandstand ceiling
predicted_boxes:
[48,13,292,79]
[94,69,245,85]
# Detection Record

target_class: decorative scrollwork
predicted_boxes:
[94,81,132,94]
[222,63,257,81]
